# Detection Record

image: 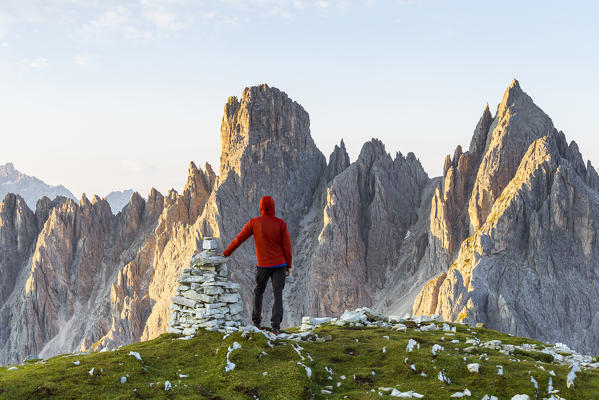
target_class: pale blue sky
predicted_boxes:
[1,0,597,199]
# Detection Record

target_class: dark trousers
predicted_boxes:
[252,266,286,329]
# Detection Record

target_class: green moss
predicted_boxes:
[512,348,555,363]
[0,323,598,399]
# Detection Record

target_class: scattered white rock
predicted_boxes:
[466,363,479,373]
[291,343,305,360]
[339,310,367,324]
[382,347,387,353]
[321,389,332,394]
[419,323,439,332]
[567,363,581,388]
[73,361,80,366]
[530,375,538,389]
[390,389,424,398]
[406,339,419,352]
[164,381,172,391]
[128,351,142,362]
[225,341,241,372]
[297,361,312,378]
[120,376,127,384]
[7,366,18,371]
[88,367,94,376]
[496,365,504,376]
[437,370,450,384]
[511,395,530,400]
[431,344,444,356]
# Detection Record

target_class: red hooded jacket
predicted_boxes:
[223,196,292,268]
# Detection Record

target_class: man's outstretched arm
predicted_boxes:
[223,220,254,257]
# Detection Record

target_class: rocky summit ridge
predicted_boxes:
[0,81,598,366]
[0,162,77,209]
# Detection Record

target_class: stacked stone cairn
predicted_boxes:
[168,237,243,335]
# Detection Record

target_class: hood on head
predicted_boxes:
[259,196,275,216]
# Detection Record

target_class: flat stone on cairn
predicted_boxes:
[167,237,243,335]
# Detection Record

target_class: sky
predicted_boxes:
[0,0,598,199]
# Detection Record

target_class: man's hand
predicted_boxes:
[285,267,291,276]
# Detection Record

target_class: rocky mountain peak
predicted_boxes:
[468,104,494,162]
[0,162,16,176]
[204,163,216,188]
[468,80,555,231]
[214,83,325,237]
[357,138,390,167]
[218,84,319,182]
[79,193,91,208]
[325,140,351,182]
[181,161,213,224]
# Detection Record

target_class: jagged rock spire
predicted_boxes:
[326,139,350,183]
[468,79,554,231]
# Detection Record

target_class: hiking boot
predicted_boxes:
[271,327,281,335]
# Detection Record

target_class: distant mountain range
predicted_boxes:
[0,162,135,214]
[0,81,598,366]
[105,189,135,214]
[0,162,76,208]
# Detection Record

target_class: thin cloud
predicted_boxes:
[74,53,92,65]
[293,1,305,10]
[82,6,129,32]
[140,0,192,32]
[121,160,158,174]
[30,57,49,68]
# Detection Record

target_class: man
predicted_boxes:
[223,195,292,334]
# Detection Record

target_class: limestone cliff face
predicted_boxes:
[285,140,428,323]
[413,81,599,354]
[429,105,493,265]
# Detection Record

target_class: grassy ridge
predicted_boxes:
[1,322,598,399]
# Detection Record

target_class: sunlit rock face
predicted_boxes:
[413,81,599,354]
[1,80,599,365]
